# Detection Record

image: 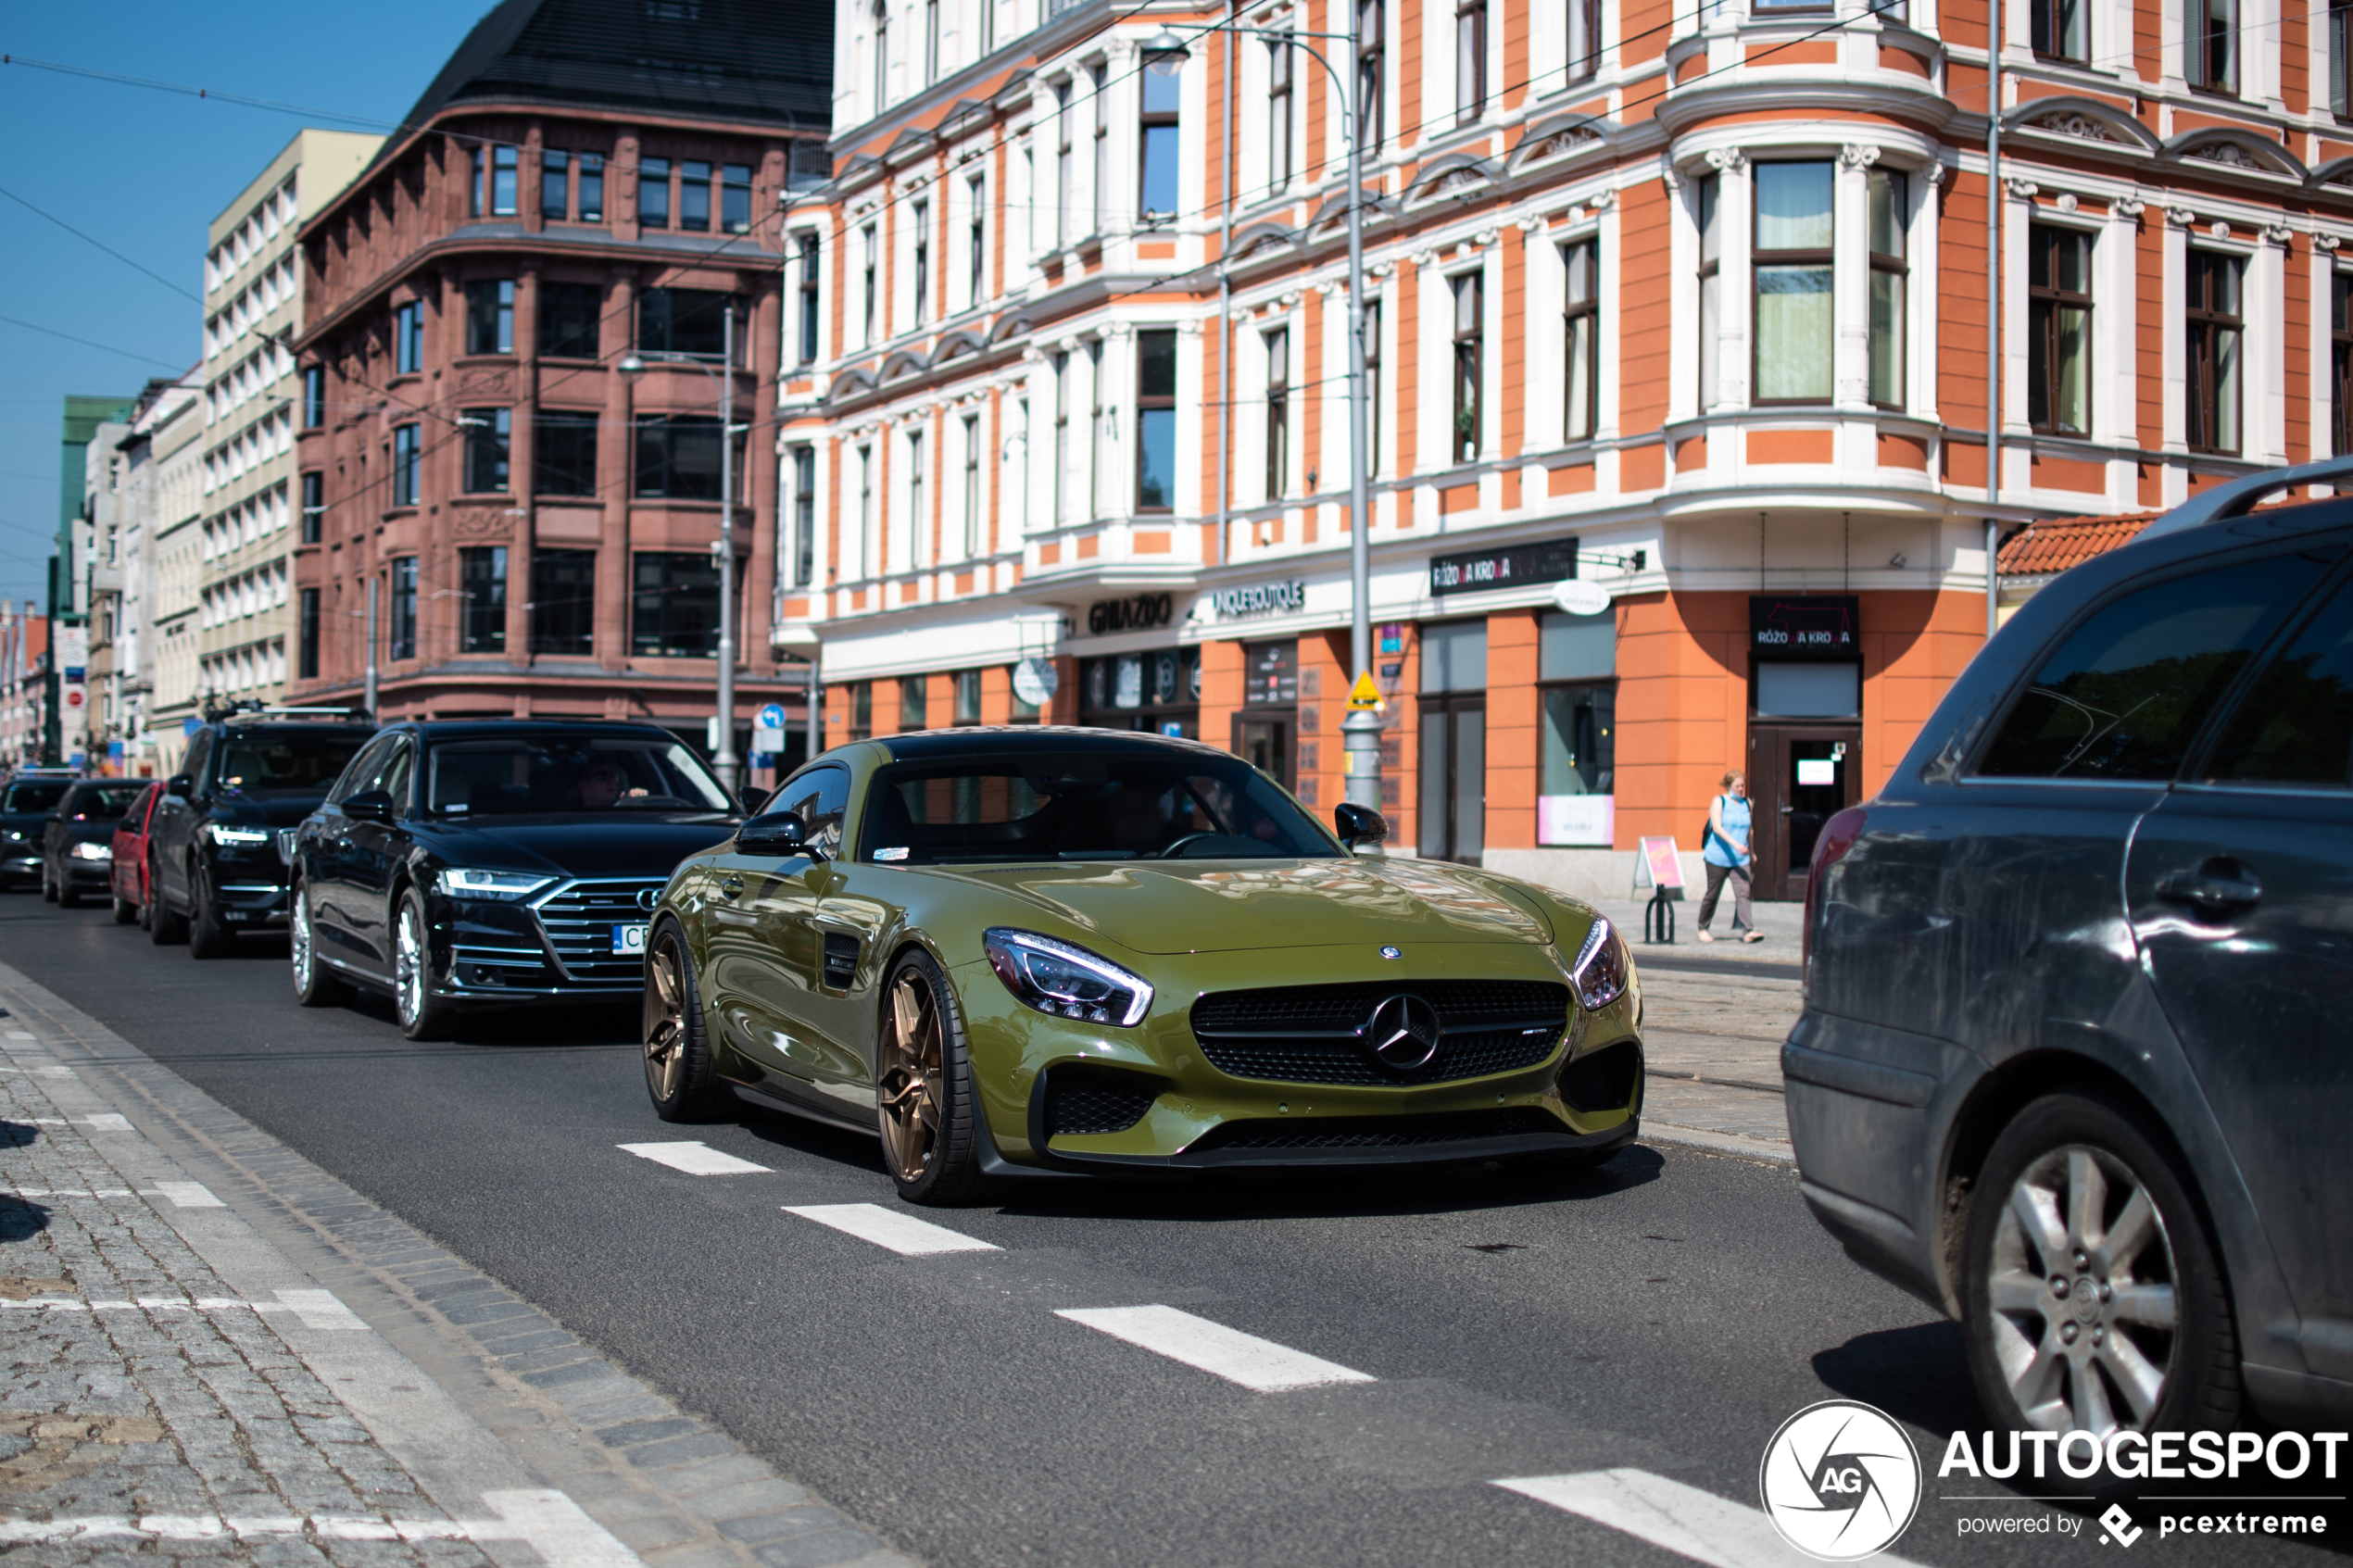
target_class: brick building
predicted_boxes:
[290,0,833,768]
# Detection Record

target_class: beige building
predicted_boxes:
[198,130,380,711]
[145,386,208,777]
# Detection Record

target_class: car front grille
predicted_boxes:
[1187,1108,1562,1152]
[531,878,663,985]
[1042,1065,1162,1137]
[1189,980,1568,1086]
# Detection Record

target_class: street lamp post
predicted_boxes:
[1148,21,1380,814]
[621,304,742,796]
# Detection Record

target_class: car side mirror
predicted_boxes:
[342,790,396,824]
[737,810,813,859]
[1334,801,1388,851]
[167,774,193,800]
[738,785,769,815]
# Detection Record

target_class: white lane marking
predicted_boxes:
[4,1188,134,1199]
[783,1202,1000,1256]
[0,1496,641,1561]
[1055,1305,1377,1393]
[479,1487,645,1567]
[616,1140,774,1175]
[147,1182,225,1208]
[1493,1470,1929,1568]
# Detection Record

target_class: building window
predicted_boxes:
[798,233,822,363]
[391,424,422,507]
[2334,274,2353,456]
[538,281,602,358]
[873,0,889,107]
[300,471,324,544]
[902,673,929,730]
[542,149,571,220]
[2191,0,2237,93]
[2033,0,2088,59]
[298,588,321,679]
[579,153,606,221]
[466,280,515,355]
[962,413,984,555]
[530,549,597,656]
[2334,0,2353,117]
[474,145,518,217]
[1265,326,1290,500]
[1055,82,1075,248]
[638,288,730,356]
[956,669,982,722]
[861,225,879,346]
[2186,249,2244,455]
[1563,240,1598,441]
[791,445,817,586]
[632,552,723,657]
[394,301,425,374]
[1452,271,1483,463]
[912,200,931,326]
[1050,352,1071,524]
[722,164,751,233]
[1359,0,1385,153]
[535,410,598,495]
[1089,339,1110,517]
[1456,0,1486,123]
[857,444,875,578]
[304,365,325,427]
[1754,161,1834,404]
[967,176,988,305]
[674,160,710,232]
[639,157,672,228]
[2028,224,2093,437]
[1567,0,1600,80]
[925,0,941,82]
[460,546,507,654]
[635,415,729,500]
[1365,298,1384,474]
[1266,37,1293,194]
[1091,64,1109,236]
[1868,168,1908,409]
[907,429,927,568]
[851,681,875,739]
[1696,173,1721,408]
[389,558,418,660]
[1135,329,1176,512]
[1140,62,1180,221]
[462,408,511,493]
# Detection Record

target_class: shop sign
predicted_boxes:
[1087,593,1175,635]
[1244,641,1296,706]
[1211,579,1306,620]
[1429,536,1579,596]
[1750,595,1859,659]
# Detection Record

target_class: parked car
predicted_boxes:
[1788,458,2353,1441]
[640,728,1642,1205]
[40,779,150,908]
[286,720,749,1040]
[147,706,374,956]
[0,770,79,891]
[108,782,165,926]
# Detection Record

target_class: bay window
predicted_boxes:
[1868,168,1907,408]
[2028,225,2093,436]
[1265,326,1290,500]
[1457,0,1487,123]
[1696,174,1721,408]
[1140,59,1180,221]
[1563,240,1598,441]
[1453,271,1483,462]
[1137,329,1176,512]
[1753,161,1833,404]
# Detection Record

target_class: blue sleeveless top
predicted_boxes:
[1705,795,1752,868]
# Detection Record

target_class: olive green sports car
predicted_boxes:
[641,728,1642,1203]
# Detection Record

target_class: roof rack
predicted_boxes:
[206,699,373,723]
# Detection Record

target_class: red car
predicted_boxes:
[108,783,164,927]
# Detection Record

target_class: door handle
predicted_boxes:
[1779,806,1794,814]
[719,874,744,898]
[2156,859,2262,916]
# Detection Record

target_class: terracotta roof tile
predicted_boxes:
[1996,512,2162,578]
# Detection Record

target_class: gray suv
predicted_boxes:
[1791,458,2353,1441]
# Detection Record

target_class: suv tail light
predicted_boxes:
[1804,807,1869,994]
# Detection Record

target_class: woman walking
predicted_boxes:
[1698,770,1763,943]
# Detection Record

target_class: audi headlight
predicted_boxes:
[983,928,1152,1027]
[72,842,112,861]
[1568,917,1629,1011]
[205,823,273,847]
[436,867,556,900]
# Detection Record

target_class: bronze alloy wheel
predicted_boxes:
[874,951,986,1206]
[641,926,724,1121]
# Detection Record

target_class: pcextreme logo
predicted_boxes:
[1759,1399,1923,1562]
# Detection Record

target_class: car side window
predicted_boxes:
[1976,551,2338,781]
[778,766,850,858]
[180,732,214,789]
[2199,571,2353,787]
[379,743,416,818]
[331,736,396,805]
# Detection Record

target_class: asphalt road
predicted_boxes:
[1,888,2336,1568]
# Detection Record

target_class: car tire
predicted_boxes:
[875,947,989,1207]
[147,852,187,945]
[56,863,81,909]
[40,859,57,903]
[289,883,351,1009]
[392,888,454,1041]
[1961,1088,2240,1443]
[111,889,136,924]
[641,923,728,1123]
[187,860,234,959]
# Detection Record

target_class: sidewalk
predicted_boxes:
[1610,922,1804,1167]
[0,966,912,1567]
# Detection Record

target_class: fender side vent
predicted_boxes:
[822,933,859,988]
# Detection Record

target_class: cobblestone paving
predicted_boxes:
[1627,961,1803,1157]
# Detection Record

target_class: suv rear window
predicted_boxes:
[1977,552,2335,781]
[2,782,69,813]
[213,729,371,799]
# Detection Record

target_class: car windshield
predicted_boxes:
[217,732,371,798]
[860,750,1343,864]
[69,784,148,820]
[2,781,70,813]
[424,735,734,816]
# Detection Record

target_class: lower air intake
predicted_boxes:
[1186,1108,1561,1152]
[1043,1066,1161,1137]
[1559,1040,1642,1113]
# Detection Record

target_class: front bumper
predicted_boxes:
[1,853,39,881]
[422,882,656,1003]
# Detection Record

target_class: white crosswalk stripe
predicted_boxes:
[782,1202,1000,1255]
[1055,1305,1376,1393]
[616,1141,774,1175]
[1494,1469,1928,1568]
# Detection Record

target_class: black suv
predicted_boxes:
[148,706,374,957]
[0,771,79,890]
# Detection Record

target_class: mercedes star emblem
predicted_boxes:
[1363,993,1442,1073]
[1378,945,1403,960]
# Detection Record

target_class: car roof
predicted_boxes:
[382,719,690,743]
[872,725,1234,763]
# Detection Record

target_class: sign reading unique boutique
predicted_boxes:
[1750,595,1859,659]
[1087,593,1174,635]
[1429,536,1579,596]
[1212,579,1306,620]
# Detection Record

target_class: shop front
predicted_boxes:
[1745,594,1865,902]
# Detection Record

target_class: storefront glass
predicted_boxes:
[1080,647,1200,737]
[1417,621,1487,862]
[1539,609,1615,846]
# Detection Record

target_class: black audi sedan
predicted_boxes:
[1790,456,2353,1444]
[39,778,150,907]
[286,720,747,1039]
[0,771,78,890]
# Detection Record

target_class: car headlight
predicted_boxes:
[983,928,1153,1027]
[1568,917,1629,1011]
[436,867,556,900]
[205,824,273,847]
[72,842,112,861]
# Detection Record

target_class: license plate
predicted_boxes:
[611,923,648,955]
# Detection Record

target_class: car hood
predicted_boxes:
[948,856,1558,954]
[414,813,739,878]
[60,820,120,845]
[214,796,331,829]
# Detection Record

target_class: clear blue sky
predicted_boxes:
[0,1,502,608]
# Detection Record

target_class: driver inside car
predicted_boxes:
[1100,782,1172,855]
[575,756,630,809]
